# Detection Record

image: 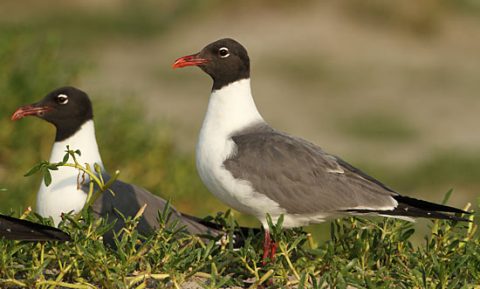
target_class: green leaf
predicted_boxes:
[297,272,307,289]
[44,169,52,186]
[62,152,70,164]
[94,163,102,174]
[24,164,42,177]
[275,214,284,229]
[442,189,454,205]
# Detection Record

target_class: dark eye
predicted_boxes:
[218,47,230,58]
[56,94,69,105]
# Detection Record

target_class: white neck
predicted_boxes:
[202,79,264,137]
[196,79,285,218]
[36,119,104,224]
[49,120,104,167]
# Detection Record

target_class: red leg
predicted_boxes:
[262,230,271,265]
[262,230,278,265]
[269,241,277,261]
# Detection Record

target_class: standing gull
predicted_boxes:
[11,87,241,244]
[173,38,470,262]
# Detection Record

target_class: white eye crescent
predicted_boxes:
[218,47,230,58]
[57,94,69,105]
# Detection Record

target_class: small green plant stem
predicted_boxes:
[306,233,316,249]
[194,272,212,279]
[48,264,73,289]
[40,243,45,264]
[82,169,120,212]
[0,279,27,287]
[126,273,169,287]
[61,163,103,191]
[279,241,300,281]
[58,162,120,221]
[248,269,274,289]
[36,280,95,289]
[239,256,259,278]
[171,278,181,289]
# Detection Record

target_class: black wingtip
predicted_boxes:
[345,195,472,222]
[0,214,71,242]
[394,195,472,215]
[346,207,472,222]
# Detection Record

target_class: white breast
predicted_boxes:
[36,120,103,225]
[196,79,286,226]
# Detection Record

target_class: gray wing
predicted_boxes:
[90,175,222,244]
[224,125,398,215]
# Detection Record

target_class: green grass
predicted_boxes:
[1,147,479,288]
[0,205,477,288]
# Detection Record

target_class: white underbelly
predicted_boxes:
[36,174,88,225]
[196,139,286,225]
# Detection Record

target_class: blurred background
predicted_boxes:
[0,0,479,241]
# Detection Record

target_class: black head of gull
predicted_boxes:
[12,86,257,246]
[11,86,93,142]
[174,38,472,264]
[173,38,250,91]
